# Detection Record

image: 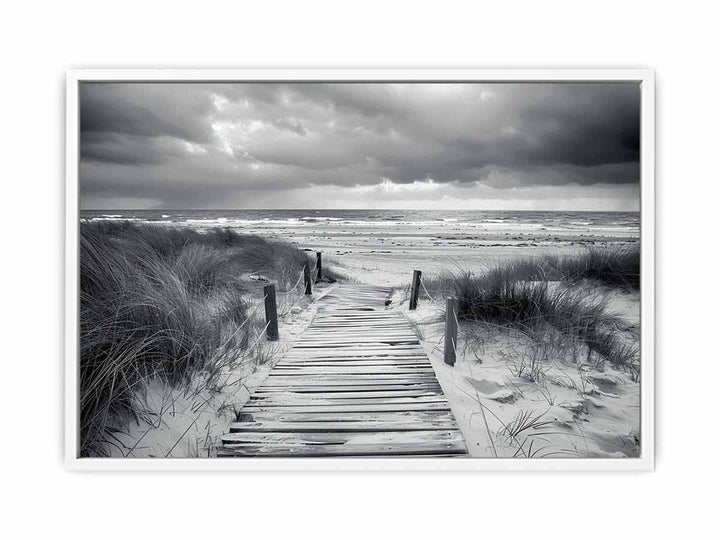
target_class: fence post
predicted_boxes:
[409,269,422,310]
[443,296,459,366]
[263,284,279,341]
[303,264,313,295]
[316,251,323,282]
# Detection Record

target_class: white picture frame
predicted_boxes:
[65,68,655,471]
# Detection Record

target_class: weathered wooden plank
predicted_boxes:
[278,356,430,363]
[317,316,407,320]
[265,378,439,387]
[278,358,431,364]
[270,367,436,375]
[239,402,451,413]
[275,361,432,368]
[311,318,403,322]
[275,358,430,365]
[310,317,406,322]
[283,355,428,361]
[295,335,420,349]
[247,395,448,406]
[233,410,455,423]
[258,379,441,387]
[217,440,467,457]
[291,343,423,349]
[254,383,442,392]
[316,307,397,311]
[293,344,422,353]
[228,422,458,433]
[309,317,405,320]
[314,312,401,316]
[294,341,420,348]
[281,355,427,362]
[299,333,418,339]
[280,359,428,365]
[288,350,425,356]
[268,373,436,380]
[300,330,414,334]
[306,321,405,324]
[301,335,413,339]
[267,372,436,379]
[288,343,425,349]
[301,327,417,340]
[309,322,404,326]
[284,348,426,356]
[298,338,419,344]
[279,360,430,367]
[295,342,420,348]
[250,389,441,399]
[223,430,463,444]
[303,327,413,331]
[303,330,410,334]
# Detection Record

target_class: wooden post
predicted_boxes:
[303,264,312,295]
[315,251,323,282]
[443,297,459,366]
[263,284,279,341]
[409,270,422,310]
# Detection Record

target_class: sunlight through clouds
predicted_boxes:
[354,178,441,193]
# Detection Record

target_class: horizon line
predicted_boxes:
[80,208,639,213]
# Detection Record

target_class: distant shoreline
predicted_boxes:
[81,208,641,214]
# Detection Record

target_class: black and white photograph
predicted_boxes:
[11,1,720,537]
[69,72,652,463]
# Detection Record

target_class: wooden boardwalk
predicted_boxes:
[218,284,468,457]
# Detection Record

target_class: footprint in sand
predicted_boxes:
[464,376,519,403]
[587,373,622,394]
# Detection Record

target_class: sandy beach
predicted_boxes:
[84,209,640,286]
[81,211,641,458]
[403,283,640,458]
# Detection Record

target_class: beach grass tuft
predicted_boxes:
[420,245,640,374]
[79,221,310,456]
[544,244,640,289]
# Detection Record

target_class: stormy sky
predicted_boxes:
[79,82,640,211]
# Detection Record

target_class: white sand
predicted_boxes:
[400,287,641,458]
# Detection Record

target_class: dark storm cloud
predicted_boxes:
[80,83,217,143]
[516,84,640,167]
[262,83,640,172]
[79,82,640,208]
[81,132,189,165]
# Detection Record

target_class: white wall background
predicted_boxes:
[1,1,717,538]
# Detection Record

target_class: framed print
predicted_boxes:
[65,69,654,470]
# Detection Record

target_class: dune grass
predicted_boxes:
[79,221,310,456]
[543,244,640,289]
[420,245,640,375]
[443,244,640,289]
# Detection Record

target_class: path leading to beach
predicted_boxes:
[219,284,468,457]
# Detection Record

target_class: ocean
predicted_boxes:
[81,209,639,238]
